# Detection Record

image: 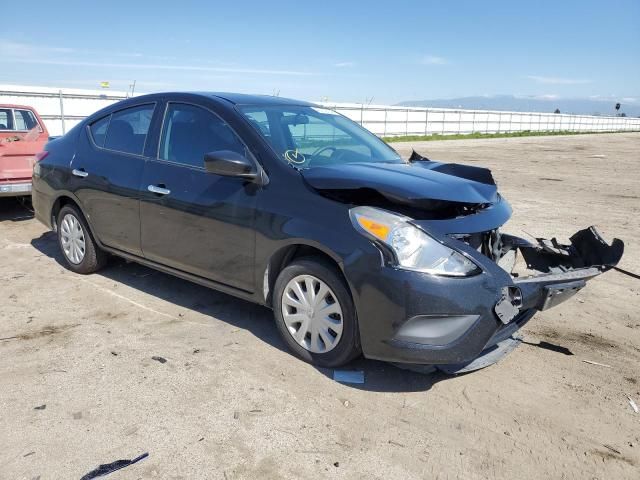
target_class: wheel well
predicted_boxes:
[265,244,347,307]
[51,196,80,229]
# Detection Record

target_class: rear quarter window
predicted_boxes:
[89,115,111,147]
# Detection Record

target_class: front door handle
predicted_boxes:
[148,184,171,195]
[72,168,89,178]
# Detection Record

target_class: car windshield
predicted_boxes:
[238,105,403,168]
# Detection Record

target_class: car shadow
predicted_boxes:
[31,230,450,393]
[0,197,34,222]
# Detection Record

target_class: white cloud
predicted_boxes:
[9,58,314,76]
[420,55,448,65]
[526,75,591,85]
[0,40,74,56]
[3,39,314,77]
[334,61,355,68]
[0,39,146,60]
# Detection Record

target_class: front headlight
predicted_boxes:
[349,206,480,277]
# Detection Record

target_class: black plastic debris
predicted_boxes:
[151,356,167,364]
[34,405,46,410]
[80,452,148,480]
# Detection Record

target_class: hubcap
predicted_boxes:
[281,275,343,354]
[60,213,86,264]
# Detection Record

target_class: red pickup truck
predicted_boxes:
[0,104,49,197]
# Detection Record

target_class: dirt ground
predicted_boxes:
[1,132,639,479]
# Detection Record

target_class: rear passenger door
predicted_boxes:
[72,103,157,256]
[139,102,258,292]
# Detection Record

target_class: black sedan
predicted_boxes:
[32,92,624,372]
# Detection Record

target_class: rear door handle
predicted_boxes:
[148,184,171,195]
[72,168,88,178]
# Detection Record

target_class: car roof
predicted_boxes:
[85,92,319,124]
[191,92,317,107]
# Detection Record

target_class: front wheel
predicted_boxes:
[273,258,361,367]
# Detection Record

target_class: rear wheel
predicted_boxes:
[273,258,360,367]
[57,204,107,274]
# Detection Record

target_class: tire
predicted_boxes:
[57,204,107,274]
[273,257,361,367]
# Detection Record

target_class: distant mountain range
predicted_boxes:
[397,95,640,117]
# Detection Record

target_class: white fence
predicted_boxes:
[0,85,128,136]
[2,84,639,137]
[322,102,640,137]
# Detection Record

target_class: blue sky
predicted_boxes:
[2,0,639,104]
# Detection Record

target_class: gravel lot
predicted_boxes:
[1,132,639,479]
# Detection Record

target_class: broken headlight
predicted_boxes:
[349,206,481,277]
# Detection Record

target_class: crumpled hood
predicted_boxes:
[301,161,498,208]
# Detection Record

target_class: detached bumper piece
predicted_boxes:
[507,226,624,314]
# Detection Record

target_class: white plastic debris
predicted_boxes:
[333,370,365,384]
[582,359,612,368]
[627,395,639,414]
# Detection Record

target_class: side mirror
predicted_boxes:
[203,150,257,180]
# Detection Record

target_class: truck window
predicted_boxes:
[0,109,14,130]
[14,109,40,131]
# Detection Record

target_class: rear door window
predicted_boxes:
[159,103,248,169]
[90,115,111,147]
[0,109,14,130]
[104,104,155,155]
[14,109,40,131]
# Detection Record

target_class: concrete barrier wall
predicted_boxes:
[2,85,639,137]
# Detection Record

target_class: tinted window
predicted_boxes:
[90,115,110,147]
[159,103,247,168]
[104,104,154,155]
[0,109,14,130]
[15,109,39,131]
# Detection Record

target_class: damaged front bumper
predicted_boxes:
[503,227,623,315]
[349,226,623,372]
